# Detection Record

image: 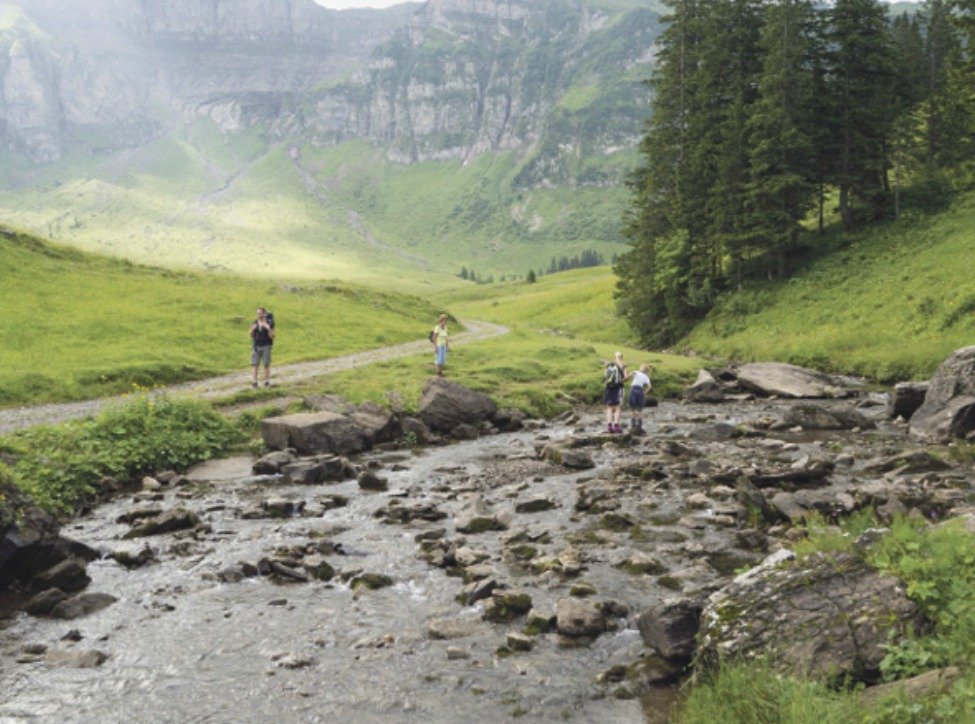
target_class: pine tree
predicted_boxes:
[931,1,974,167]
[697,0,765,289]
[826,0,899,229]
[745,0,817,279]
[619,0,709,344]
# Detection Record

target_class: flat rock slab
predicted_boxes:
[736,363,847,399]
[262,412,368,456]
[185,456,255,482]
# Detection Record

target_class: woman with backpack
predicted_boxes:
[431,313,450,377]
[604,351,627,434]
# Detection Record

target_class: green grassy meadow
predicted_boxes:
[0,125,632,287]
[0,224,701,414]
[683,191,975,381]
[0,226,440,407]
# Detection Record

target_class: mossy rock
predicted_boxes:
[522,614,552,636]
[350,573,394,590]
[656,575,683,591]
[600,513,635,531]
[570,583,597,597]
[508,545,538,561]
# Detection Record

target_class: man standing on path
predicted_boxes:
[432,313,450,377]
[250,307,276,388]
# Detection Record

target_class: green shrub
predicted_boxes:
[680,660,865,723]
[867,517,975,679]
[792,509,881,559]
[6,395,242,513]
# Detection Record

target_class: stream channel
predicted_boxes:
[0,397,923,723]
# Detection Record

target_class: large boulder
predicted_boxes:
[417,378,498,433]
[1,481,96,590]
[686,370,726,403]
[781,404,876,430]
[736,363,849,399]
[636,598,702,663]
[888,382,929,420]
[699,550,920,682]
[909,346,975,443]
[350,403,402,446]
[262,412,369,455]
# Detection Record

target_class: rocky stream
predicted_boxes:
[3,353,975,723]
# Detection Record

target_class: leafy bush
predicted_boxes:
[867,517,975,680]
[680,659,864,723]
[7,395,242,513]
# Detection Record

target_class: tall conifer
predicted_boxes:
[826,0,898,228]
[745,0,817,279]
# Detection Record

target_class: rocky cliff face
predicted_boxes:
[1,0,658,184]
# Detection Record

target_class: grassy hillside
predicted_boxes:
[0,226,439,407]
[0,126,632,286]
[291,267,700,417]
[682,192,975,381]
[433,265,635,345]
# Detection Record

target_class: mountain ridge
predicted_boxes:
[0,0,660,276]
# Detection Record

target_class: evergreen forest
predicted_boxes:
[617,0,975,346]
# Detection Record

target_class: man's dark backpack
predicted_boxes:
[429,329,436,343]
[254,311,275,346]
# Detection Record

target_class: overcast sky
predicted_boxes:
[314,0,419,9]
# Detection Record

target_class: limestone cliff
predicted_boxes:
[0,0,658,186]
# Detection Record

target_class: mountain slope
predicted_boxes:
[0,0,662,277]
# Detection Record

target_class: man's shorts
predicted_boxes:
[629,387,646,410]
[435,346,447,366]
[252,345,272,366]
[603,385,623,406]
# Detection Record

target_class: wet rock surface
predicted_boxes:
[1,392,974,721]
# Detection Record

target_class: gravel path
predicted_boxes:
[0,319,509,435]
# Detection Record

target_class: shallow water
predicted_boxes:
[2,424,655,722]
[0,398,912,723]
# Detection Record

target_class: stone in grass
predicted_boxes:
[350,573,394,591]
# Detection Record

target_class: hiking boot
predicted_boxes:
[607,425,614,434]
[251,381,258,389]
[264,381,271,387]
